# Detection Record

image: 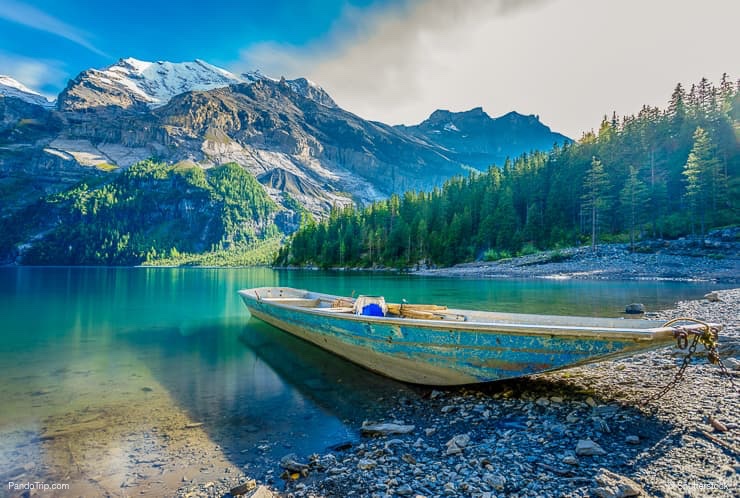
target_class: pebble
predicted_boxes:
[593,468,645,498]
[361,421,416,436]
[576,439,607,456]
[396,483,414,495]
[535,397,550,406]
[357,458,377,470]
[444,434,470,455]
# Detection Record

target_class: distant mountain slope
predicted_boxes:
[396,107,570,168]
[0,75,53,107]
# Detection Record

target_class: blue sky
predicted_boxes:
[1,0,737,137]
[0,0,389,94]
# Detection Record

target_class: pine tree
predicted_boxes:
[682,127,725,236]
[581,157,611,250]
[619,166,649,248]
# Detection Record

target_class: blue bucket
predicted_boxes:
[361,303,385,317]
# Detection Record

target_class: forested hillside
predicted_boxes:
[278,75,739,268]
[0,161,279,265]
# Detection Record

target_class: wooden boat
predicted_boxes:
[238,287,721,386]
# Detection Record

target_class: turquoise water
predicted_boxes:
[0,267,731,488]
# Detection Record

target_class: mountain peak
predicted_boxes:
[0,75,54,107]
[396,107,570,168]
[58,58,338,111]
[425,107,492,125]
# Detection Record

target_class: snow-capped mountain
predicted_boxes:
[0,75,53,107]
[2,56,569,232]
[58,57,337,111]
[58,58,244,110]
[106,58,243,106]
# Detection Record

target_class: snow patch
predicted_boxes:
[47,139,112,166]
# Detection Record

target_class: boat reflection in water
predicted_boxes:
[239,318,417,428]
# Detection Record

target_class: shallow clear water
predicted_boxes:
[0,267,731,489]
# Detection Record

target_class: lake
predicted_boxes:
[0,267,731,496]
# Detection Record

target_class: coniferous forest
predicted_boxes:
[277,75,739,268]
[0,161,280,265]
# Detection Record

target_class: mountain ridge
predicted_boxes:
[1,57,571,264]
[396,107,570,169]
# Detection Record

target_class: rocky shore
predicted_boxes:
[410,237,739,284]
[177,289,740,498]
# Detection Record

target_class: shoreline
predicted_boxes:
[177,288,740,498]
[409,242,739,284]
[4,235,739,285]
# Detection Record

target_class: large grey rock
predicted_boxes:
[704,291,720,302]
[625,303,645,314]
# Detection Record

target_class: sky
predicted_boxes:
[0,0,737,138]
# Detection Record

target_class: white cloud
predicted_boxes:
[233,0,739,138]
[0,51,65,97]
[0,0,108,57]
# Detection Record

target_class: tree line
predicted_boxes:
[277,74,738,268]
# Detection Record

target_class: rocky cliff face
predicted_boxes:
[2,59,570,222]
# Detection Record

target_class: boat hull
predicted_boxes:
[237,287,706,386]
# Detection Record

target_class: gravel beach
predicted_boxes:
[177,288,740,498]
[410,238,739,284]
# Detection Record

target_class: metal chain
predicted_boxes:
[642,318,739,406]
[641,332,700,406]
[715,356,739,392]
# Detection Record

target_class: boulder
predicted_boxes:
[625,303,645,314]
[704,291,720,302]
